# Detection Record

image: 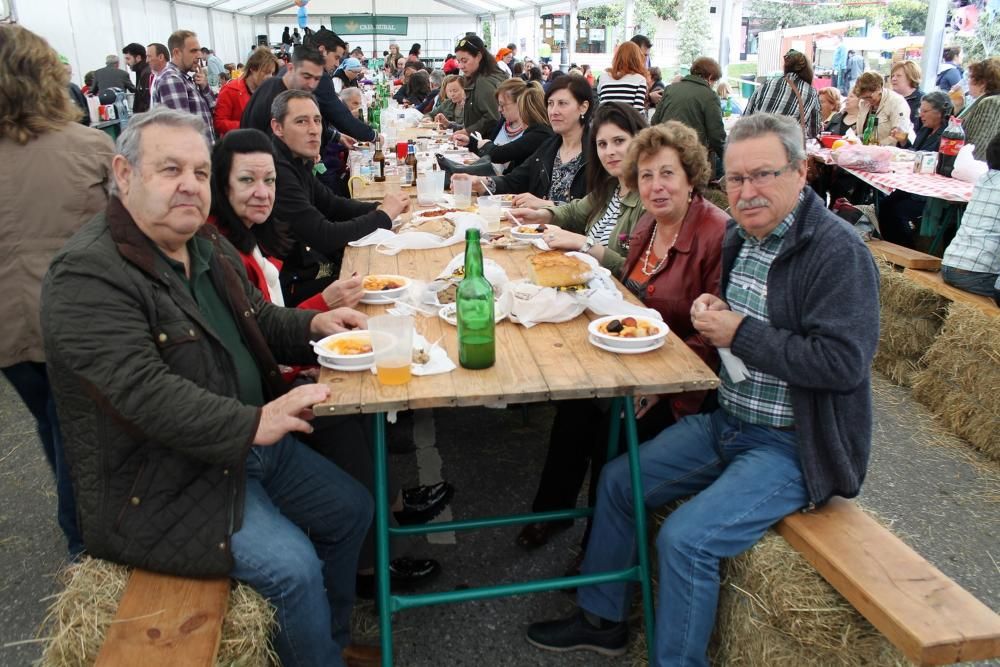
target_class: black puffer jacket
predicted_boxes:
[41,197,317,577]
[490,132,588,201]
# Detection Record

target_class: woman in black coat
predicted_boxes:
[464,80,553,174]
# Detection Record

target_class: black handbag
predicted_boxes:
[435,153,496,190]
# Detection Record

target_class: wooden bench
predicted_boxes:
[95,570,229,667]
[868,240,942,271]
[903,268,1000,317]
[777,498,1000,666]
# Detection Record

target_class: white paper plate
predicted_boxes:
[438,303,507,326]
[360,295,394,305]
[511,227,545,241]
[588,334,665,355]
[587,315,669,349]
[317,357,374,371]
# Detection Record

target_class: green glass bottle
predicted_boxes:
[457,229,495,369]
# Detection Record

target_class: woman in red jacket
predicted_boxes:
[213,48,279,138]
[518,122,728,572]
[209,129,449,594]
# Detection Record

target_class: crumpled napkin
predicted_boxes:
[507,281,587,328]
[718,348,749,382]
[349,228,396,247]
[376,212,487,255]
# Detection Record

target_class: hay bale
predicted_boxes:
[629,508,906,666]
[877,263,947,318]
[38,557,278,667]
[872,351,922,387]
[912,303,1000,464]
[708,531,907,667]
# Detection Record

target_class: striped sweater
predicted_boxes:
[598,72,648,112]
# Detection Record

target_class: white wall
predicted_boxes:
[15,0,258,85]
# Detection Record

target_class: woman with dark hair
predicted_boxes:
[744,49,823,139]
[402,70,433,109]
[511,102,647,274]
[958,57,1000,161]
[454,74,592,207]
[451,34,506,138]
[209,129,449,594]
[214,46,279,138]
[513,121,727,559]
[408,42,421,60]
[877,91,954,247]
[541,62,553,82]
[527,66,544,83]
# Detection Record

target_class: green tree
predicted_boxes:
[482,20,492,50]
[747,0,928,37]
[579,0,680,40]
[677,0,711,65]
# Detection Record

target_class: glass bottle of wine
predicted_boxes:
[457,229,495,369]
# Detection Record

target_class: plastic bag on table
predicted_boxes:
[833,146,892,172]
[951,144,988,183]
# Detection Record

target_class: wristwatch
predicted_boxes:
[580,238,595,254]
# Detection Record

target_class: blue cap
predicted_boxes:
[342,57,363,71]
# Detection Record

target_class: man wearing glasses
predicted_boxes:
[526,113,880,667]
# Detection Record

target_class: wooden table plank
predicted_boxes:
[777,498,1000,666]
[315,244,719,415]
[95,571,229,667]
[903,268,1000,317]
[867,239,942,271]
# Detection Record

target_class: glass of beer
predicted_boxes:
[368,314,414,386]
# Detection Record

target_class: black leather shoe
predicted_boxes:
[394,482,454,525]
[526,610,628,657]
[356,557,442,599]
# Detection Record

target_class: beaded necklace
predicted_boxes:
[640,222,681,277]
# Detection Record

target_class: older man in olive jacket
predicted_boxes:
[651,56,727,162]
[41,108,376,667]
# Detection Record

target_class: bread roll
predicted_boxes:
[529,251,591,288]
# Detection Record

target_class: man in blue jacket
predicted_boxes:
[526,113,880,666]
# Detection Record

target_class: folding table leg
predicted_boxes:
[372,413,393,667]
[620,397,656,666]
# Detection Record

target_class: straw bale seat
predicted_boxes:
[873,262,947,386]
[40,558,276,667]
[867,240,942,271]
[902,268,1000,317]
[636,499,1000,666]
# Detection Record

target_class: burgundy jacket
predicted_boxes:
[620,194,728,419]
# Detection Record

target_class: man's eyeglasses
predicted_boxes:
[721,163,794,192]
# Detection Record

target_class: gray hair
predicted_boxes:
[726,113,806,164]
[110,108,208,196]
[106,54,119,66]
[338,87,362,104]
[430,69,445,87]
[920,90,953,118]
[271,89,318,124]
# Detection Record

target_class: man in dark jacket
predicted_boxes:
[122,43,151,112]
[241,43,325,134]
[41,108,377,667]
[91,54,136,96]
[308,26,376,148]
[270,90,410,304]
[526,113,880,666]
[651,56,727,162]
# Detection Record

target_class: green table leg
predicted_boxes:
[372,413,393,667]
[620,397,656,666]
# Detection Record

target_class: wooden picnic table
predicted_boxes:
[314,244,719,415]
[314,243,719,666]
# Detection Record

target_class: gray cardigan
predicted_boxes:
[724,188,880,506]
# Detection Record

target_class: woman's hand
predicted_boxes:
[544,227,588,251]
[513,193,552,209]
[434,113,450,128]
[509,208,553,225]
[452,131,470,147]
[321,274,364,309]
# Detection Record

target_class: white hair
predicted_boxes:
[110,108,208,196]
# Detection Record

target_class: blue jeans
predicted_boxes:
[577,409,809,667]
[941,265,999,297]
[2,361,83,556]
[231,435,373,667]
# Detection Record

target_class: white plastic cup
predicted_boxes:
[454,178,473,208]
[478,196,502,232]
[368,314,414,386]
[418,169,446,205]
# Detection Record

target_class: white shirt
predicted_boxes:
[252,245,285,307]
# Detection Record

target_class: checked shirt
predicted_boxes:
[151,62,217,144]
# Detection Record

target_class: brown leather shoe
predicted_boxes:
[342,643,381,667]
[515,519,573,550]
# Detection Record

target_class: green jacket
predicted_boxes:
[651,75,726,158]
[428,97,464,124]
[463,70,506,136]
[42,197,317,577]
[545,188,644,276]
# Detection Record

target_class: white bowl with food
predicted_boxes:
[362,274,411,300]
[490,194,515,208]
[587,315,669,350]
[312,331,374,369]
[511,224,548,241]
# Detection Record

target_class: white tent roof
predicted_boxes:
[170,0,541,17]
